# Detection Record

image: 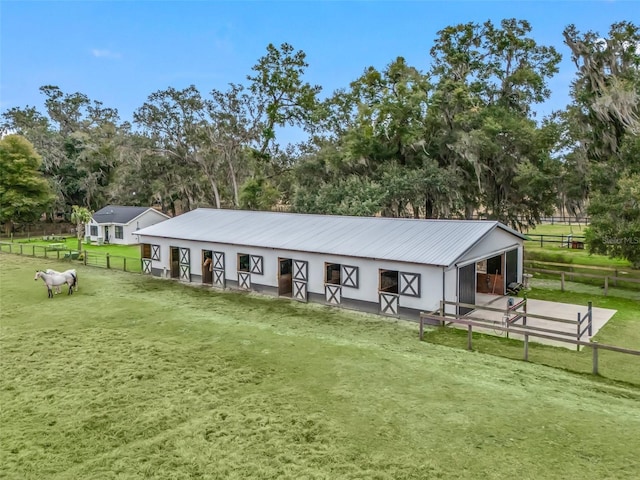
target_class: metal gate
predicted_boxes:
[458,263,475,315]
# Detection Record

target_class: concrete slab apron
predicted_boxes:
[463,295,617,350]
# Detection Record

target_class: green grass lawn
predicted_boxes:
[2,253,640,479]
[6,236,141,259]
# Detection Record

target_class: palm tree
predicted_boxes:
[70,205,93,252]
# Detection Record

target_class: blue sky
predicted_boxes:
[1,0,637,139]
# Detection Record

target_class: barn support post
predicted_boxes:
[588,302,593,336]
[592,343,599,375]
[419,315,424,341]
[467,325,473,350]
[439,300,445,325]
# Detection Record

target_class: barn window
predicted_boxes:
[90,225,98,236]
[115,226,123,239]
[325,263,359,288]
[238,253,250,272]
[379,270,399,294]
[325,263,341,285]
[142,244,151,259]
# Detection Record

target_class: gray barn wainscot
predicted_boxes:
[135,209,525,322]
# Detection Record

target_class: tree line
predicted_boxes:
[1,19,639,266]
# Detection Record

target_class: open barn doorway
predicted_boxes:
[278,258,292,297]
[170,247,180,279]
[202,250,213,284]
[477,254,504,296]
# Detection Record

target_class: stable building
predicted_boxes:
[135,209,526,322]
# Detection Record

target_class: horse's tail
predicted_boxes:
[71,272,77,290]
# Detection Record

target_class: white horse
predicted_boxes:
[34,271,76,298]
[45,269,78,293]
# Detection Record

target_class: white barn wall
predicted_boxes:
[142,236,447,316]
[455,228,523,268]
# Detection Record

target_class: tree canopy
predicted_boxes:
[0,135,54,233]
[2,21,640,265]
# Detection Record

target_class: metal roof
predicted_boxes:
[135,208,525,267]
[92,205,163,225]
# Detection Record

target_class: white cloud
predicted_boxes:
[91,49,122,59]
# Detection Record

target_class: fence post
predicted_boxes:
[614,270,618,287]
[124,257,127,272]
[561,272,565,292]
[106,253,111,269]
[540,236,543,248]
[524,334,529,361]
[592,342,599,375]
[419,315,424,341]
[19,244,23,255]
[576,312,581,351]
[588,301,593,336]
[604,276,608,296]
[467,325,473,351]
[83,253,87,266]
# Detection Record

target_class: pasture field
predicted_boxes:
[2,254,640,479]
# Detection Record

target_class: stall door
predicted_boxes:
[458,263,475,315]
[179,247,191,282]
[505,249,518,287]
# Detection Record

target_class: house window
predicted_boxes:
[115,226,123,239]
[379,270,399,294]
[238,253,250,272]
[90,225,98,236]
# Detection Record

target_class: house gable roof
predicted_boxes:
[92,205,166,225]
[135,208,525,267]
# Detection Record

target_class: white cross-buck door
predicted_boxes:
[293,280,307,301]
[399,272,420,297]
[341,265,359,288]
[142,259,152,274]
[325,284,341,305]
[379,293,399,316]
[213,251,225,270]
[238,272,251,290]
[292,260,308,302]
[179,248,190,282]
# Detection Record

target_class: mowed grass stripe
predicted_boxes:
[1,254,640,479]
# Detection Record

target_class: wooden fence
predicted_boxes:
[419,309,640,376]
[0,242,142,273]
[524,263,640,295]
[525,233,587,249]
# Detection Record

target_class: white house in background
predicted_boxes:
[135,208,526,323]
[86,205,170,245]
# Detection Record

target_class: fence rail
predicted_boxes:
[524,266,640,295]
[0,242,142,273]
[419,312,639,376]
[525,233,587,249]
